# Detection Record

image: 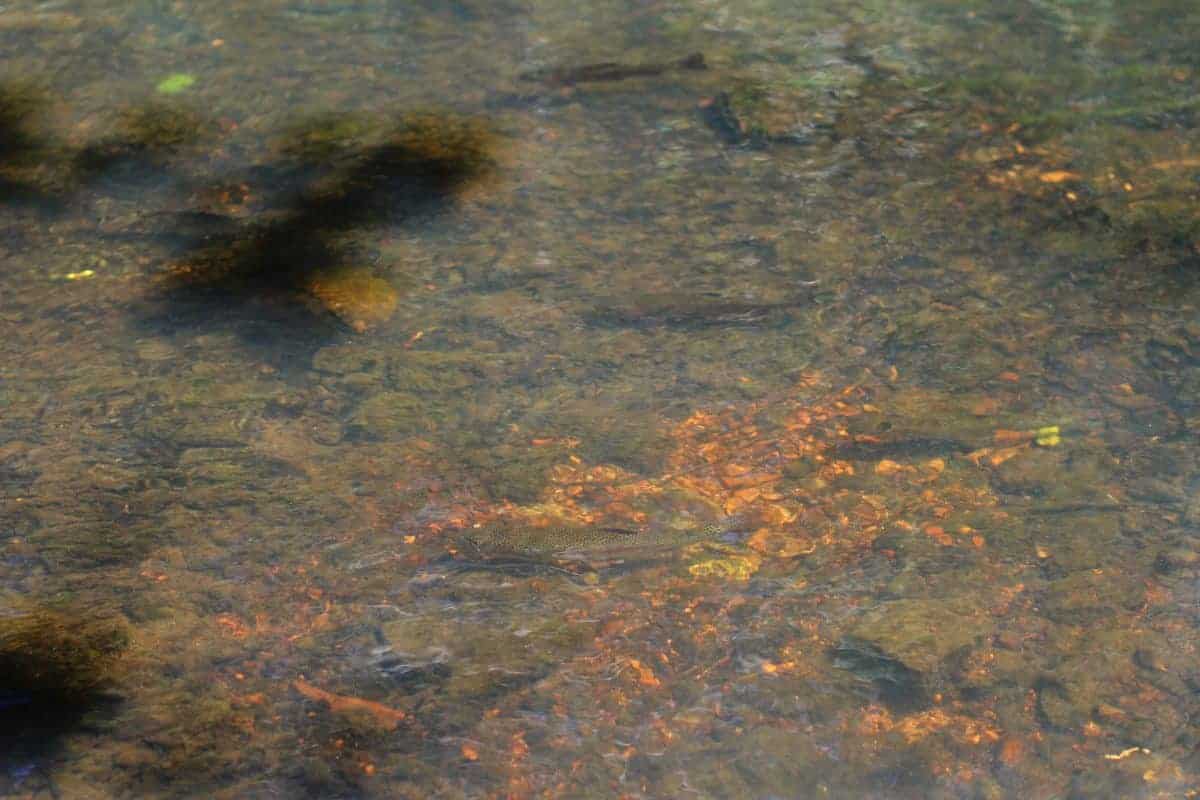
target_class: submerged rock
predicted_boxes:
[304,266,400,333]
[836,597,986,708]
[832,638,928,710]
[701,79,829,147]
[846,598,982,674]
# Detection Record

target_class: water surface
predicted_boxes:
[2,1,1199,797]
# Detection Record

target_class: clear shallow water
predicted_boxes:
[1,1,1199,797]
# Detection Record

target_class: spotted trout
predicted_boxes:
[519,52,707,87]
[451,521,734,565]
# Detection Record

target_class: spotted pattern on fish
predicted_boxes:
[453,521,732,561]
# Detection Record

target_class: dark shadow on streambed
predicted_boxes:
[0,82,68,212]
[0,598,128,796]
[70,103,214,192]
[0,81,210,215]
[0,86,505,358]
[131,112,497,354]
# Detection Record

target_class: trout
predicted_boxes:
[451,520,734,565]
[520,52,707,87]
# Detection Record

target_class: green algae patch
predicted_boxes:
[155,73,196,95]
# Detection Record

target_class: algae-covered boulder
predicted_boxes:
[304,266,400,333]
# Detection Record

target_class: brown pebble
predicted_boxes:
[995,631,1022,650]
[997,736,1025,766]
